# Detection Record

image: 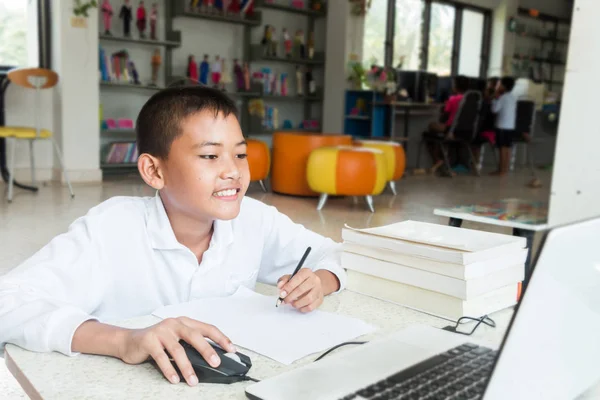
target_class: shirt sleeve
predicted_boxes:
[257,205,346,292]
[0,217,106,356]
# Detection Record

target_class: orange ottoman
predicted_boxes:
[271,132,352,196]
[353,139,406,195]
[307,146,387,212]
[247,138,270,192]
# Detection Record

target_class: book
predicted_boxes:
[342,242,528,280]
[346,270,519,321]
[342,226,526,265]
[345,220,526,252]
[342,252,524,300]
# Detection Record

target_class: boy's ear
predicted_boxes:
[138,153,165,190]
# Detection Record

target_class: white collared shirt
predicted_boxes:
[0,194,346,356]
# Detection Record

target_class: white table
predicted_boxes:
[5,283,514,400]
[434,198,549,285]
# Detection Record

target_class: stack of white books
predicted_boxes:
[341,220,527,320]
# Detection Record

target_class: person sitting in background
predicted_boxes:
[422,75,470,175]
[490,76,517,175]
[471,76,499,166]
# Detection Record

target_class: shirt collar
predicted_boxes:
[146,191,234,250]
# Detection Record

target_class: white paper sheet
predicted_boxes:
[152,287,376,365]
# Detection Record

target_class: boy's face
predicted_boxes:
[160,111,249,222]
[496,81,505,93]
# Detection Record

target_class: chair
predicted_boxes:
[416,90,483,177]
[246,138,270,192]
[0,68,73,202]
[353,139,406,195]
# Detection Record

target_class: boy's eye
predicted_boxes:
[199,155,218,160]
[237,153,248,159]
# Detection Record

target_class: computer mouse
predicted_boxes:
[169,339,253,384]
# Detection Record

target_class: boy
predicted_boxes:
[491,76,517,175]
[422,75,469,174]
[0,87,346,387]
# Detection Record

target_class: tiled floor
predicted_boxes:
[0,170,551,397]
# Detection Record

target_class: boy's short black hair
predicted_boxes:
[453,75,470,93]
[136,86,238,159]
[500,76,516,92]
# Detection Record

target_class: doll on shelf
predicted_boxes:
[305,66,316,95]
[270,27,278,57]
[233,59,244,91]
[203,0,215,14]
[149,2,158,40]
[128,61,140,84]
[137,1,147,38]
[228,0,241,15]
[189,0,200,12]
[283,28,292,58]
[150,49,161,86]
[220,58,232,91]
[294,29,305,59]
[187,55,199,82]
[211,55,222,88]
[120,0,133,37]
[199,54,210,84]
[101,0,113,35]
[307,31,315,59]
[221,0,232,15]
[243,61,251,91]
[261,25,272,57]
[296,65,303,96]
[240,0,254,18]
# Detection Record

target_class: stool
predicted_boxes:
[353,139,406,195]
[306,146,387,212]
[271,131,352,196]
[246,138,270,192]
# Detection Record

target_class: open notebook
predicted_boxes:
[152,287,375,365]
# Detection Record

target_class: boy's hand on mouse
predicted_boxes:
[277,269,339,312]
[118,316,235,386]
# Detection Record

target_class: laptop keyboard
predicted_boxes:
[339,343,498,400]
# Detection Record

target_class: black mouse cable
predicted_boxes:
[314,341,368,362]
[244,376,261,382]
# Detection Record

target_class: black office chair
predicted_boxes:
[417,90,483,177]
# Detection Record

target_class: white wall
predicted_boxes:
[547,0,600,227]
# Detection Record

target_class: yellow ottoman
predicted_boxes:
[353,139,406,195]
[307,146,387,212]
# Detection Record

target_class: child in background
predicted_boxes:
[0,86,345,387]
[491,76,517,175]
[471,76,499,165]
[422,75,469,174]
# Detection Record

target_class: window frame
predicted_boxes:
[377,0,492,78]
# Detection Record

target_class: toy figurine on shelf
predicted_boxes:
[270,27,278,57]
[243,61,251,91]
[101,0,113,35]
[137,1,147,38]
[296,65,303,96]
[307,31,315,59]
[281,73,288,96]
[199,54,210,84]
[294,29,305,59]
[228,0,241,15]
[240,0,255,18]
[283,28,292,58]
[120,0,133,37]
[203,0,215,14]
[151,49,161,86]
[309,0,324,12]
[261,25,272,57]
[129,60,140,84]
[149,2,158,40]
[233,59,244,91]
[306,66,316,95]
[222,0,231,15]
[187,55,199,82]
[211,55,222,88]
[220,58,232,91]
[189,0,200,11]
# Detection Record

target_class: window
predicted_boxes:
[427,2,455,76]
[0,0,38,67]
[363,0,387,66]
[458,9,485,77]
[394,0,423,69]
[363,0,491,78]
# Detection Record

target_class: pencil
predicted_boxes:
[276,246,312,307]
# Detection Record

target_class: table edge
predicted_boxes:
[433,209,549,231]
[5,347,43,400]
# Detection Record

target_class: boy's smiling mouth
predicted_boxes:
[213,188,241,200]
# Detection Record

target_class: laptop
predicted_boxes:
[246,217,600,400]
